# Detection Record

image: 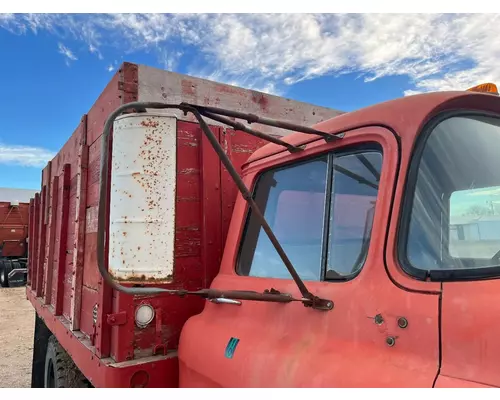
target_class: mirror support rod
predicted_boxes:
[97,102,334,311]
[192,104,339,141]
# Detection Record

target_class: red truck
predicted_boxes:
[26,61,500,388]
[0,188,36,287]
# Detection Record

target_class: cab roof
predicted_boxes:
[246,90,500,164]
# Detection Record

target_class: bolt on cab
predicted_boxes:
[27,67,500,388]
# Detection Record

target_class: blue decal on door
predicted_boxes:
[225,337,240,359]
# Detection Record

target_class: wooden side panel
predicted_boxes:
[44,175,58,306]
[137,64,344,137]
[80,285,99,341]
[70,116,89,330]
[174,121,203,283]
[50,173,63,308]
[28,63,130,353]
[200,126,222,287]
[220,128,267,247]
[35,185,47,297]
[30,193,40,291]
[54,164,71,315]
[27,199,35,285]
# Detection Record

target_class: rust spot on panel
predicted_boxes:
[252,92,269,112]
[181,79,196,96]
[179,168,199,175]
[140,119,159,128]
[233,144,255,154]
[215,84,242,95]
[110,272,174,283]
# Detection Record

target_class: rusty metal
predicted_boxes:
[200,110,304,153]
[374,314,384,325]
[109,113,176,283]
[93,304,98,325]
[107,312,127,326]
[97,101,334,311]
[209,298,242,305]
[191,104,340,141]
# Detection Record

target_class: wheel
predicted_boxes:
[0,260,9,288]
[44,336,92,388]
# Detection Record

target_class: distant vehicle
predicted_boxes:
[0,188,37,287]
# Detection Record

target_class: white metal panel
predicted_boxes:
[108,113,177,282]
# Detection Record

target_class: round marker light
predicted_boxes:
[135,304,155,328]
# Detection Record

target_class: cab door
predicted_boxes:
[179,126,441,387]
[401,112,500,388]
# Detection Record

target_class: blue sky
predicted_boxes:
[0,13,499,190]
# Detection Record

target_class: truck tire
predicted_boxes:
[0,260,9,288]
[44,336,92,388]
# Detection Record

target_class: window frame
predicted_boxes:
[235,143,383,282]
[397,109,500,282]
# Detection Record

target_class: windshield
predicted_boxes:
[238,147,382,281]
[403,114,500,276]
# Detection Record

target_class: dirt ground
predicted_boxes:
[0,287,34,388]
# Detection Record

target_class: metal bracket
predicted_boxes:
[8,268,27,280]
[107,311,127,326]
[153,344,167,356]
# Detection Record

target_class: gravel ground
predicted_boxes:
[0,287,34,388]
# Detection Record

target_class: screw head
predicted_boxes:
[398,317,408,329]
[386,336,396,347]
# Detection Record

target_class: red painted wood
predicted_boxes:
[27,199,34,285]
[96,131,113,358]
[200,125,222,287]
[30,193,40,291]
[220,128,267,262]
[71,116,89,330]
[44,175,59,306]
[27,288,179,388]
[55,164,71,315]
[35,185,47,298]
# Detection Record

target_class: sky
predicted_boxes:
[1,13,500,190]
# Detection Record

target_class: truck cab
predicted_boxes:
[175,87,500,387]
[27,62,500,388]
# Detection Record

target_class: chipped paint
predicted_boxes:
[108,113,177,282]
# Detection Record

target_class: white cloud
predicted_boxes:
[2,13,500,95]
[158,49,183,72]
[0,143,55,167]
[58,42,77,65]
[89,43,103,60]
